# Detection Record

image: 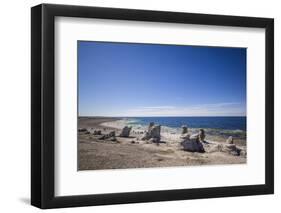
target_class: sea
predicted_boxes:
[121,116,246,140]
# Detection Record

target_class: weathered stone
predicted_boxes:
[189,129,205,142]
[142,132,148,140]
[204,142,244,156]
[221,144,240,156]
[98,135,106,140]
[150,125,161,138]
[198,129,205,142]
[226,136,234,144]
[119,126,132,137]
[181,125,188,134]
[181,139,205,152]
[109,136,117,142]
[78,128,88,132]
[206,144,222,153]
[239,149,247,157]
[93,130,102,135]
[148,122,155,131]
[180,133,190,139]
[142,125,161,141]
[190,133,199,140]
[98,131,116,140]
[108,131,115,137]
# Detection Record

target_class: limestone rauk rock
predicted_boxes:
[181,139,205,153]
[180,133,190,140]
[108,131,115,137]
[119,126,132,137]
[141,123,161,143]
[181,125,188,134]
[190,133,199,140]
[239,149,247,157]
[78,128,89,134]
[180,129,205,152]
[205,141,244,156]
[149,125,161,139]
[188,129,205,143]
[98,131,116,141]
[93,130,102,135]
[221,143,240,156]
[226,136,234,144]
[148,137,160,143]
[148,122,155,131]
[198,129,205,142]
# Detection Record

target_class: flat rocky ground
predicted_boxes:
[78,117,246,171]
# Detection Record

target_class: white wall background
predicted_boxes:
[0,0,279,212]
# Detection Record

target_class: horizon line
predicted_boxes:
[78,115,246,118]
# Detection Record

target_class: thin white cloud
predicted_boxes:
[121,102,245,117]
[140,106,176,109]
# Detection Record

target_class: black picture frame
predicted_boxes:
[31,3,274,209]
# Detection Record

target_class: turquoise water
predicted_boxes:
[123,116,246,139]
[127,117,246,130]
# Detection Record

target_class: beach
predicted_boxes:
[78,117,246,170]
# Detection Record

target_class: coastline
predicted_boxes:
[78,116,121,129]
[78,116,247,171]
[100,117,246,146]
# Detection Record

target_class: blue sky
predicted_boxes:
[78,41,246,117]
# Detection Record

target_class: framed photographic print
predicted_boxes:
[31,3,274,209]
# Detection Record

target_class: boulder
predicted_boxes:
[109,136,117,142]
[141,124,161,142]
[148,122,155,131]
[226,136,234,144]
[78,128,88,133]
[180,133,190,139]
[150,125,161,138]
[189,129,205,142]
[206,144,222,153]
[119,126,132,137]
[180,129,205,152]
[239,149,247,157]
[141,132,149,140]
[204,142,244,156]
[221,144,240,156]
[181,125,188,134]
[98,131,115,140]
[93,130,102,135]
[108,131,115,137]
[190,133,199,140]
[198,129,205,142]
[98,135,106,140]
[181,138,205,152]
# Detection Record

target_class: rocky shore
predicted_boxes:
[78,117,246,170]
